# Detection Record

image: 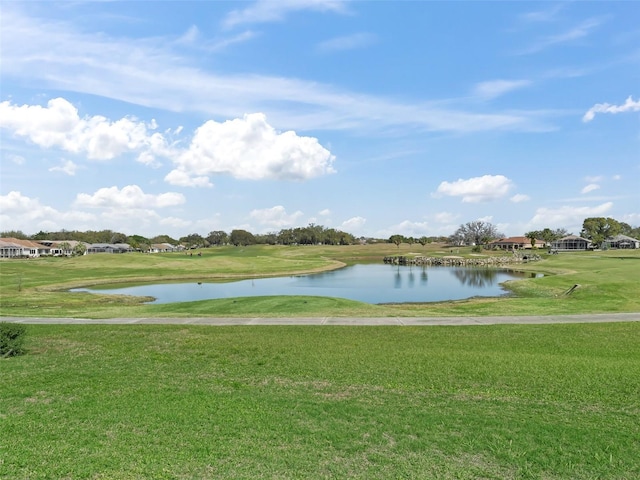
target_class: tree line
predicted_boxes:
[2,217,638,251]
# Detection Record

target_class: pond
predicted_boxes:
[72,264,541,305]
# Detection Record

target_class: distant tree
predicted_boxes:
[110,232,128,244]
[406,236,415,248]
[229,229,255,246]
[581,217,622,247]
[0,230,29,239]
[150,234,178,245]
[389,235,404,248]
[450,221,503,247]
[524,231,539,248]
[418,236,431,248]
[180,233,205,249]
[207,231,228,246]
[73,243,86,256]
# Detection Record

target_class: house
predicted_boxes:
[149,243,180,253]
[603,234,640,249]
[488,236,546,250]
[0,238,51,258]
[86,243,132,254]
[38,240,88,256]
[550,235,593,251]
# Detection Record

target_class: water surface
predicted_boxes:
[72,264,539,304]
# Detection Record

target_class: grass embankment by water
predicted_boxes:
[1,244,639,318]
[2,323,639,479]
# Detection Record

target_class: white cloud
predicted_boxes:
[0,191,95,233]
[473,79,532,99]
[0,98,170,163]
[0,9,550,135]
[318,209,331,216]
[583,96,640,122]
[317,33,376,53]
[223,0,348,29]
[385,220,430,237]
[340,216,367,232]
[510,194,530,203]
[434,175,514,203]
[520,17,604,55]
[581,183,601,194]
[529,202,614,229]
[7,154,26,165]
[249,205,304,228]
[585,175,604,182]
[166,113,336,186]
[433,212,459,224]
[49,159,79,176]
[74,185,185,209]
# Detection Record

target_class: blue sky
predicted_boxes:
[1,1,638,240]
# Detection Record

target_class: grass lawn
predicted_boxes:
[1,244,639,318]
[2,322,639,479]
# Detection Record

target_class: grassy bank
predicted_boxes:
[2,323,639,479]
[1,244,639,318]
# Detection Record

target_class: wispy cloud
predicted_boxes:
[581,183,600,194]
[518,17,605,55]
[519,4,564,23]
[0,8,552,137]
[222,0,349,29]
[473,79,532,100]
[317,32,376,53]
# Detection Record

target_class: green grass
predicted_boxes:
[1,244,639,318]
[2,323,639,479]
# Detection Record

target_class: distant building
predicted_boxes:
[0,238,51,258]
[488,236,546,250]
[86,243,132,254]
[149,243,180,253]
[603,234,640,249]
[550,235,592,251]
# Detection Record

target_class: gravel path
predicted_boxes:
[2,313,640,326]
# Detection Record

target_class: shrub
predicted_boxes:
[0,322,26,357]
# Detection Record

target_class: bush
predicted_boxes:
[0,322,26,357]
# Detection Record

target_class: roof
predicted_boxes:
[0,237,49,249]
[607,234,639,242]
[556,235,591,242]
[490,236,543,244]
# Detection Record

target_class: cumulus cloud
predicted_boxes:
[249,205,304,228]
[340,216,367,231]
[166,113,335,186]
[583,96,640,122]
[0,191,95,233]
[473,79,532,99]
[581,183,601,194]
[434,175,514,203]
[0,98,170,164]
[529,202,613,229]
[510,194,530,203]
[74,185,185,209]
[49,159,79,176]
[386,220,430,237]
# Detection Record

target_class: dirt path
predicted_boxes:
[3,313,640,326]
